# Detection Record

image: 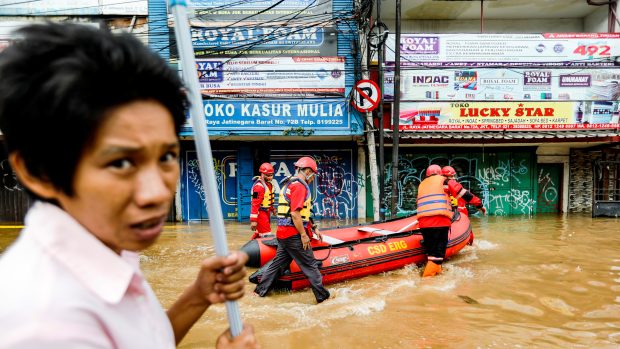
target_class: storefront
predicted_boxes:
[375,33,620,216]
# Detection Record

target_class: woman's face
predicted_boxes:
[55,100,180,253]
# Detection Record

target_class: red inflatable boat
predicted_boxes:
[244,212,474,291]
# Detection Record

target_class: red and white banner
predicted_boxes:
[397,101,620,131]
[386,33,620,67]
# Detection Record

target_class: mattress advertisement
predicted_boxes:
[196,57,345,98]
[385,33,620,67]
[397,101,620,130]
[193,99,350,130]
[384,68,620,101]
[189,26,338,57]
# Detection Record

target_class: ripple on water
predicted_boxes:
[587,280,607,287]
[563,321,609,331]
[584,304,620,319]
[478,297,545,316]
[572,286,589,293]
[539,297,577,316]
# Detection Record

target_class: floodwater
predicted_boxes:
[1,214,620,348]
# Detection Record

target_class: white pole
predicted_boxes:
[168,0,243,337]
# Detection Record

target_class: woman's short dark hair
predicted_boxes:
[0,22,188,197]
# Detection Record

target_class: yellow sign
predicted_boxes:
[398,101,619,130]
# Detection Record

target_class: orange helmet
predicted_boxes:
[294,156,318,173]
[426,164,442,176]
[259,162,274,175]
[441,166,456,177]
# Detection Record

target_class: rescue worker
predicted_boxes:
[254,156,330,303]
[441,165,487,216]
[250,162,275,239]
[416,164,484,278]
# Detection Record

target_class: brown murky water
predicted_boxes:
[2,214,620,348]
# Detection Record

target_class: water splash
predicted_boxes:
[475,239,498,250]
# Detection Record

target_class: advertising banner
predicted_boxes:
[193,99,350,130]
[397,101,620,130]
[197,57,344,98]
[0,0,147,15]
[384,68,620,101]
[386,33,620,67]
[189,26,338,57]
[188,0,332,23]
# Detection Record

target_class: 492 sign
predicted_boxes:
[573,45,611,57]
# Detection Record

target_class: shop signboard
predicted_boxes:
[384,68,620,101]
[189,99,350,130]
[0,0,147,15]
[196,57,344,98]
[189,26,338,57]
[397,101,620,130]
[386,33,620,67]
[188,0,332,23]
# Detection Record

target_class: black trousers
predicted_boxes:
[254,234,330,303]
[421,226,449,264]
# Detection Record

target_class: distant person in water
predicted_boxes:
[441,166,486,216]
[0,22,259,348]
[250,162,275,239]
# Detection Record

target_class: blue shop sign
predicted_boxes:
[197,99,350,130]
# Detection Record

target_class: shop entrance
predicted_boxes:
[536,163,562,213]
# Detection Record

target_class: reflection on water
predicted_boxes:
[1,214,620,348]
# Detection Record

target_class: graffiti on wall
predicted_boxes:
[477,159,528,186]
[271,151,360,220]
[183,150,361,221]
[184,151,238,220]
[314,154,360,219]
[186,157,229,203]
[382,153,537,216]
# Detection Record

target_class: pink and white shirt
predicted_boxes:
[0,201,175,348]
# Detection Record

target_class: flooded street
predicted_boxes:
[2,214,620,348]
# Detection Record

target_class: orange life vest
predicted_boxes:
[416,175,454,219]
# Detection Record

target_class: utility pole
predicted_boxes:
[363,30,380,221]
[390,0,401,217]
[376,0,386,221]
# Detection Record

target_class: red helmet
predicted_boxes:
[426,164,442,176]
[259,162,274,175]
[441,166,456,177]
[294,156,318,173]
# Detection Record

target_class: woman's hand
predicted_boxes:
[216,324,260,349]
[195,251,249,305]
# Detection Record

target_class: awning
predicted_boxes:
[382,129,620,141]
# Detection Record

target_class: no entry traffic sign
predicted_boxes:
[352,79,381,112]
